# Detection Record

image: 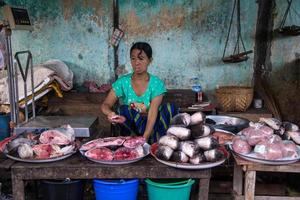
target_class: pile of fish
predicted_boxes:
[1,125,76,160]
[155,112,227,164]
[232,118,300,160]
[80,136,146,161]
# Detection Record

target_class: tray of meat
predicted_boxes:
[212,129,235,145]
[149,112,229,169]
[1,125,78,163]
[150,143,228,170]
[229,121,300,165]
[79,136,150,165]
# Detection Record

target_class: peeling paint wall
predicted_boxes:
[270,0,300,123]
[2,0,258,94]
[118,0,257,94]
[4,0,114,86]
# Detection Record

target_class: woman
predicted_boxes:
[101,42,178,143]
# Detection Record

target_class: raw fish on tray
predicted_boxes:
[80,137,126,151]
[1,125,77,161]
[85,147,114,161]
[153,111,228,166]
[39,124,75,145]
[80,136,148,162]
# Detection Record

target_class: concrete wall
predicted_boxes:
[3,0,257,94]
[269,0,300,123]
[4,0,114,86]
[118,0,257,93]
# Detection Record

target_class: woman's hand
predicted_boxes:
[107,112,126,124]
[132,102,147,114]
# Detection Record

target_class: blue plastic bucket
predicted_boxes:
[93,179,139,200]
[0,113,10,141]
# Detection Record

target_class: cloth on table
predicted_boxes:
[117,103,178,144]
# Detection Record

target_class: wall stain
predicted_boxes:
[83,0,103,27]
[122,6,185,37]
[63,0,75,20]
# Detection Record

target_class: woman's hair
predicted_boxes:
[130,42,152,59]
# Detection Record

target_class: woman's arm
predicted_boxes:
[143,95,163,141]
[100,89,118,122]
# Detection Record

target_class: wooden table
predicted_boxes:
[233,155,300,200]
[10,154,211,200]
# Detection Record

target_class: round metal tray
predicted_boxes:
[206,115,249,134]
[229,144,300,165]
[150,143,229,170]
[5,151,76,163]
[80,143,150,165]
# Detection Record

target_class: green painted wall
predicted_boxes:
[5,0,114,86]
[118,0,257,94]
[3,0,257,95]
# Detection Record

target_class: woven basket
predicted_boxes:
[216,86,253,112]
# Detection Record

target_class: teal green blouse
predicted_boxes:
[112,73,166,109]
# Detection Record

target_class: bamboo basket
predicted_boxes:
[216,86,253,112]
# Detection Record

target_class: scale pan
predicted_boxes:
[222,55,249,63]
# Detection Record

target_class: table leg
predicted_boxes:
[244,170,256,200]
[198,178,210,200]
[233,163,243,199]
[11,173,25,200]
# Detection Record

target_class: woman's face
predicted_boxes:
[130,49,151,74]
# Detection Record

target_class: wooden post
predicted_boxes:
[198,178,210,200]
[244,170,256,200]
[233,163,243,199]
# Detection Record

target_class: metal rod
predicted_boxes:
[13,60,19,125]
[15,51,33,123]
[29,52,35,118]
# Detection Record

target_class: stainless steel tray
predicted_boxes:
[229,144,300,165]
[150,143,229,170]
[5,151,76,163]
[80,143,150,165]
[206,115,249,134]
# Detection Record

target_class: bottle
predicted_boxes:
[190,77,203,103]
[196,86,203,103]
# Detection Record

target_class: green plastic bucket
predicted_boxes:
[145,179,195,200]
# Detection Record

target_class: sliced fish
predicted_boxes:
[259,118,281,130]
[189,153,205,164]
[286,131,300,145]
[39,124,75,145]
[158,135,179,150]
[178,141,199,157]
[282,122,299,132]
[167,127,191,140]
[190,112,206,125]
[171,151,189,163]
[204,149,224,162]
[190,124,214,139]
[156,145,174,161]
[170,113,191,127]
[194,136,219,150]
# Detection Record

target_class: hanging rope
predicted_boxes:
[222,0,252,63]
[279,0,293,29]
